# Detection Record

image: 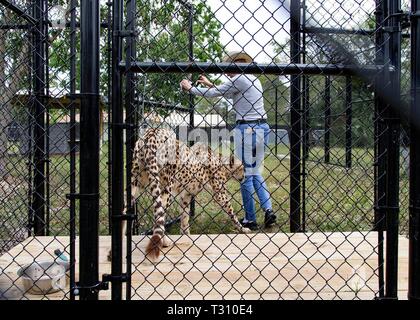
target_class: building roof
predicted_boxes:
[12,88,107,110]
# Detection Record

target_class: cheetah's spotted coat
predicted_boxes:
[130,128,249,260]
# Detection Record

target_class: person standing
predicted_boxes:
[180,51,276,230]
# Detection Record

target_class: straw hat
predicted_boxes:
[222,51,253,63]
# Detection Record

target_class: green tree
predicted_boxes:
[46,0,224,117]
[135,0,223,114]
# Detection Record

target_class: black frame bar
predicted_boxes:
[79,0,101,301]
[110,0,124,301]
[384,0,402,299]
[289,0,302,233]
[324,76,331,164]
[187,4,196,218]
[408,0,420,301]
[124,0,136,301]
[69,0,77,301]
[345,76,352,169]
[304,26,375,36]
[31,0,46,236]
[121,61,391,76]
[301,0,308,232]
[374,0,387,298]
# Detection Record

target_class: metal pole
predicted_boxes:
[69,0,77,301]
[384,0,401,299]
[408,0,420,300]
[107,1,113,237]
[188,5,196,218]
[44,3,50,236]
[301,0,307,233]
[345,76,352,169]
[124,0,137,300]
[110,0,124,300]
[122,61,390,76]
[32,0,46,236]
[324,76,331,164]
[27,27,34,237]
[275,85,278,155]
[289,0,302,232]
[79,0,101,300]
[374,0,387,298]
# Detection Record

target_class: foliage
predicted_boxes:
[136,0,223,115]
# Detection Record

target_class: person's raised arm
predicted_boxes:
[180,76,239,98]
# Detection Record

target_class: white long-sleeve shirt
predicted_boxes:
[190,74,267,121]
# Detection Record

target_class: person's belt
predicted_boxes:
[236,118,267,125]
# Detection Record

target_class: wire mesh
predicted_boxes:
[122,0,402,300]
[0,0,413,300]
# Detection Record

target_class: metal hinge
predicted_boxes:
[109,123,137,129]
[111,213,136,221]
[102,273,130,283]
[411,11,420,19]
[68,93,101,99]
[114,30,137,38]
[375,205,400,215]
[382,26,401,33]
[66,193,100,200]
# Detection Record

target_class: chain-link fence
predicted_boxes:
[0,0,418,300]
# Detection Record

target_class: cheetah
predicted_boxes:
[129,128,250,261]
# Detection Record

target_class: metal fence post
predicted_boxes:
[345,76,352,169]
[289,0,302,233]
[324,76,331,164]
[187,4,196,218]
[384,0,401,299]
[79,0,101,300]
[125,0,137,300]
[69,0,77,301]
[408,0,420,301]
[374,0,387,298]
[110,0,124,300]
[31,0,47,236]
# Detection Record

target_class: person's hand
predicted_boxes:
[196,74,214,88]
[180,79,192,91]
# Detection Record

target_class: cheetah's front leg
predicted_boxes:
[214,191,251,234]
[179,192,192,236]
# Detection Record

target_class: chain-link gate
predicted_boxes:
[1,0,420,301]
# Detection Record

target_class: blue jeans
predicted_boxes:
[234,122,272,222]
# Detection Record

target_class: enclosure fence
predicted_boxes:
[0,0,420,300]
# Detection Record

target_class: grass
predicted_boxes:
[0,141,410,245]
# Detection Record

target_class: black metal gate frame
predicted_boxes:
[73,0,420,300]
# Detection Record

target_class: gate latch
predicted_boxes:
[73,280,109,296]
[102,273,130,283]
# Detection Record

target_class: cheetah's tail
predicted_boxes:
[145,234,163,260]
